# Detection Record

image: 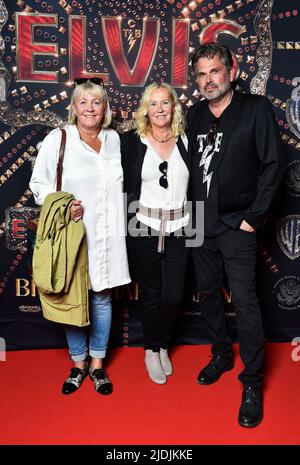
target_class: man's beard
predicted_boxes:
[199,79,231,101]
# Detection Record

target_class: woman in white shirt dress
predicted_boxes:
[121,83,190,385]
[30,78,130,395]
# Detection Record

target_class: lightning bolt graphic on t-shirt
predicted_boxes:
[199,144,214,197]
[197,130,223,197]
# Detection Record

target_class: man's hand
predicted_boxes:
[70,200,84,222]
[239,220,256,233]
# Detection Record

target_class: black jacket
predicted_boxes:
[120,130,190,219]
[187,92,285,230]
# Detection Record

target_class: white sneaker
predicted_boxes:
[160,348,173,376]
[145,350,166,384]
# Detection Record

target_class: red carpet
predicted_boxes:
[0,343,299,445]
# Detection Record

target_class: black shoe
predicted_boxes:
[197,355,234,385]
[62,363,88,395]
[89,368,113,395]
[238,385,263,428]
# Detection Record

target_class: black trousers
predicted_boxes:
[127,227,190,352]
[193,228,264,388]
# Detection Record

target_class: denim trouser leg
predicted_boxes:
[64,289,112,362]
[64,325,88,362]
[89,289,112,359]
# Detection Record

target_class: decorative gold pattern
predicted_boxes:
[0,100,65,128]
[0,0,10,93]
[0,146,36,186]
[276,42,300,50]
[268,94,287,112]
[250,0,274,95]
[281,132,300,151]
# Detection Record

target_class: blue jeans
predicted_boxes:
[64,290,112,362]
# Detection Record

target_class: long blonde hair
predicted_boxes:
[68,81,112,128]
[134,82,185,137]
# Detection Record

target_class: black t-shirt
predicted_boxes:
[191,101,232,236]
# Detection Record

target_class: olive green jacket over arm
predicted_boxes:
[32,191,90,327]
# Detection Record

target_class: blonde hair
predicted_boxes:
[134,82,185,137]
[68,81,112,128]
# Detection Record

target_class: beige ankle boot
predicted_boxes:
[145,350,166,384]
[160,348,173,376]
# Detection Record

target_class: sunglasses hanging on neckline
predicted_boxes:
[206,118,220,146]
[159,160,168,189]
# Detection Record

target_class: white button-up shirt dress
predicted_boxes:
[30,124,131,292]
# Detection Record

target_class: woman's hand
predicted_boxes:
[70,200,84,222]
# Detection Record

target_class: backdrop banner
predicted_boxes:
[0,0,299,350]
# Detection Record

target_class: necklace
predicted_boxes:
[151,133,173,143]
